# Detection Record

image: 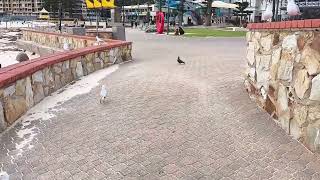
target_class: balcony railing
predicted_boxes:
[281,0,320,8]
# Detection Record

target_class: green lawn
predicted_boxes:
[184,28,246,37]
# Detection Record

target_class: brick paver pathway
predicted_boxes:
[1,30,320,180]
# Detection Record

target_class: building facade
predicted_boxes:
[0,0,44,17]
[123,4,155,23]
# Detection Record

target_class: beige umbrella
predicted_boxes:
[212,1,239,9]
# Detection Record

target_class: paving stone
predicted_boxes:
[0,29,320,180]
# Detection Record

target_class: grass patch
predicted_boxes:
[184,28,246,37]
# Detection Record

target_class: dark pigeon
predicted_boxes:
[177,56,185,65]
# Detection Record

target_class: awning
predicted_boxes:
[85,0,116,9]
[212,1,239,9]
[39,8,49,14]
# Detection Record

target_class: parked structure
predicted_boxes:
[0,0,86,20]
[122,4,156,23]
[0,0,44,17]
[122,1,205,26]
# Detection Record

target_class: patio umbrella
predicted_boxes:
[212,1,239,9]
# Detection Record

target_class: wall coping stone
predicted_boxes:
[20,28,121,43]
[0,41,132,89]
[247,19,320,30]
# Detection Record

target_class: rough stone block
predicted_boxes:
[32,71,44,83]
[25,77,34,108]
[306,124,320,151]
[290,118,302,140]
[4,85,16,97]
[293,69,311,99]
[270,47,281,81]
[76,62,84,78]
[279,111,290,134]
[43,68,54,88]
[282,34,298,53]
[32,84,45,104]
[277,52,294,82]
[293,104,308,128]
[260,34,273,52]
[54,75,62,90]
[255,54,271,89]
[4,96,27,124]
[264,95,277,119]
[62,61,70,72]
[297,35,306,51]
[301,46,320,76]
[246,32,252,42]
[86,62,95,74]
[308,106,320,123]
[277,84,289,115]
[15,79,26,96]
[53,63,63,74]
[310,74,320,101]
[0,101,6,132]
[70,58,80,68]
[311,33,320,54]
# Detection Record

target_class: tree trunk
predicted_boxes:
[178,0,184,26]
[205,0,213,26]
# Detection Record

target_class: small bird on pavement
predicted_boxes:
[96,36,104,45]
[63,42,70,50]
[100,85,107,104]
[177,56,185,65]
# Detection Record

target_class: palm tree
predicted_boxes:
[205,0,213,26]
[147,0,151,23]
[178,0,184,26]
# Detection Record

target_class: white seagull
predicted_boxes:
[100,85,107,104]
[262,3,273,21]
[96,36,104,45]
[287,0,300,16]
[63,41,70,50]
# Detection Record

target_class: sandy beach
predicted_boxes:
[0,24,40,68]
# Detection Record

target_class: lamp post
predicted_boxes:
[272,0,276,21]
[179,0,184,26]
[167,0,170,35]
[59,2,62,33]
[122,0,125,26]
[147,0,150,24]
[5,11,7,29]
[96,8,99,36]
[137,0,140,22]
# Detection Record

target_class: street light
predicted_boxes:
[167,0,170,35]
[272,0,276,21]
[59,2,62,33]
[122,0,125,26]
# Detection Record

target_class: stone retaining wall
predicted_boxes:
[245,20,320,152]
[21,29,119,50]
[86,30,113,39]
[16,40,62,56]
[0,41,132,133]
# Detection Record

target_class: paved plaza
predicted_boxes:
[1,30,320,180]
